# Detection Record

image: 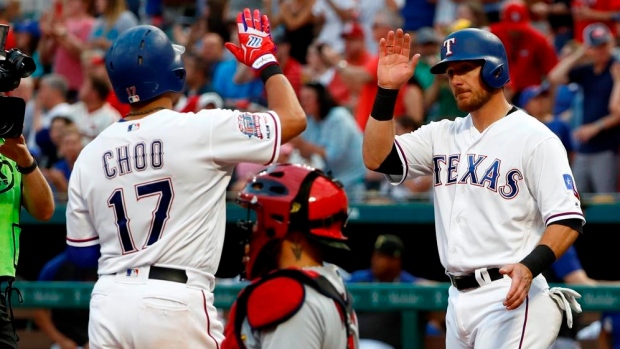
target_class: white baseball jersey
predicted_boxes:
[66,108,282,276]
[388,109,585,274]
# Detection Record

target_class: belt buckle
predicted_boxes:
[448,274,459,288]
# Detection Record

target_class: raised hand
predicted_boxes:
[225,8,279,71]
[377,29,420,90]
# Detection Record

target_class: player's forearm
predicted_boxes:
[548,48,585,85]
[22,167,55,221]
[263,73,307,143]
[538,224,580,261]
[33,309,70,344]
[363,119,395,170]
[336,64,373,87]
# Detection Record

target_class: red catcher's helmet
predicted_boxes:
[237,163,349,280]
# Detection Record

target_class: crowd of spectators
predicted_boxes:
[3,0,620,205]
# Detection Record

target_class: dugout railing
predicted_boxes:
[10,282,620,349]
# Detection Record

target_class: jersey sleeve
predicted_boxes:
[386,122,437,184]
[524,137,585,227]
[66,160,99,247]
[206,109,282,165]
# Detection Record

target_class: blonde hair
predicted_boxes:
[103,0,126,28]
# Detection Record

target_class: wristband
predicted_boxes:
[17,158,38,175]
[370,87,399,121]
[519,244,556,278]
[260,64,283,84]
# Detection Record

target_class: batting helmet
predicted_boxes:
[430,28,510,89]
[237,163,349,280]
[106,25,186,104]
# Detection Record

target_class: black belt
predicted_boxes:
[149,266,188,284]
[448,268,503,291]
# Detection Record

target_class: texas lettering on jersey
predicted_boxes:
[432,154,522,199]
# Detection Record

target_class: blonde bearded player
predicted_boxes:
[64,8,306,349]
[363,28,584,348]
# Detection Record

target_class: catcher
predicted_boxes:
[221,163,359,349]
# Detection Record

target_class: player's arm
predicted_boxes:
[502,137,584,309]
[363,30,420,172]
[225,8,306,144]
[65,159,100,267]
[0,135,55,220]
[32,252,81,347]
[319,44,374,88]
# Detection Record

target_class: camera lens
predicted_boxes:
[13,55,35,78]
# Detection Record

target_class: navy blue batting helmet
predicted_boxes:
[106,25,186,104]
[430,28,510,89]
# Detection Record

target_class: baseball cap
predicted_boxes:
[14,19,40,39]
[584,23,613,47]
[517,85,549,108]
[341,21,364,40]
[415,27,440,45]
[374,234,405,258]
[554,83,579,115]
[501,1,530,24]
[198,92,223,110]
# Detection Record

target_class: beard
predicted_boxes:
[454,86,494,113]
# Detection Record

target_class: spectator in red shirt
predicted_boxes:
[490,1,559,103]
[572,0,620,42]
[320,8,407,130]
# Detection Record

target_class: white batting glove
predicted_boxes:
[549,287,583,329]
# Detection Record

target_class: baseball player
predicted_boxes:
[362,28,584,348]
[65,8,306,349]
[221,163,359,349]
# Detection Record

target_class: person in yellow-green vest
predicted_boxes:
[0,134,54,348]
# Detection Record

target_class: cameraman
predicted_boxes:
[0,133,54,348]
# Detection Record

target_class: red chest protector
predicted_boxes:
[222,268,356,349]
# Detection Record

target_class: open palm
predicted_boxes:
[377,29,420,90]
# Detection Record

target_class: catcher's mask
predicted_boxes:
[237,163,349,280]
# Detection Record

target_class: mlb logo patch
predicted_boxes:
[237,113,263,139]
[126,268,140,277]
[127,123,140,132]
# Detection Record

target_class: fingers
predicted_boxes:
[386,30,395,52]
[409,53,421,70]
[253,9,262,31]
[504,280,527,310]
[242,8,252,30]
[393,29,404,55]
[262,14,271,35]
[402,31,411,58]
[378,37,387,59]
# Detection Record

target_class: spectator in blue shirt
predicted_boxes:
[290,82,367,202]
[349,235,439,349]
[518,84,574,161]
[549,23,620,193]
[600,312,620,349]
[33,249,98,349]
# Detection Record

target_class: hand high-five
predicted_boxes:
[377,29,420,90]
[225,8,279,71]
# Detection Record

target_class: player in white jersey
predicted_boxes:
[65,9,306,349]
[362,28,584,348]
[221,164,358,349]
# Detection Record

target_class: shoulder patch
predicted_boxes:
[246,275,305,330]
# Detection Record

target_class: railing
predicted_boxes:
[21,196,620,225]
[10,282,620,349]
